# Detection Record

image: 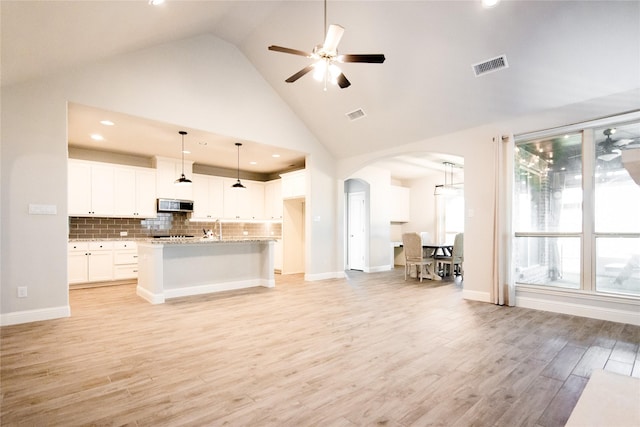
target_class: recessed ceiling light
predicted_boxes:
[198,141,208,146]
[182,150,191,154]
[90,134,104,141]
[481,0,500,8]
[272,154,281,158]
[148,0,165,5]
[100,120,115,126]
[249,161,257,165]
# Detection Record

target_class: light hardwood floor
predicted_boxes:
[1,270,639,426]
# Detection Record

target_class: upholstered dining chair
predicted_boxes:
[402,232,434,282]
[437,233,464,278]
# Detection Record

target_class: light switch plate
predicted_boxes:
[28,204,57,215]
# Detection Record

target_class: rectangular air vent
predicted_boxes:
[346,108,366,121]
[472,54,508,77]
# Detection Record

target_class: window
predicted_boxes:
[514,117,640,297]
[593,122,640,295]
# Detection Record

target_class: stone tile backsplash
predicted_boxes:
[69,213,282,240]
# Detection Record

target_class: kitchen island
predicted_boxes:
[136,238,275,304]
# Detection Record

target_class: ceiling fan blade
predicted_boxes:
[339,54,386,63]
[323,24,345,53]
[268,45,313,58]
[285,65,315,83]
[336,73,351,89]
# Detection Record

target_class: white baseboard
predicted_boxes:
[305,271,346,281]
[462,289,492,303]
[1,305,70,326]
[364,265,392,273]
[163,279,271,301]
[136,286,165,304]
[517,296,640,326]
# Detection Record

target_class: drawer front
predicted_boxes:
[114,264,138,280]
[89,241,113,250]
[68,242,89,251]
[114,251,138,265]
[113,241,137,250]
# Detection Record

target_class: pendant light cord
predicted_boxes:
[181,133,185,176]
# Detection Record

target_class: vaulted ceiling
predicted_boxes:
[2,1,638,178]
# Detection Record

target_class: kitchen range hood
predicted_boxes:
[156,198,194,213]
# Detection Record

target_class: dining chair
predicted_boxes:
[420,231,432,245]
[402,232,434,282]
[437,233,464,278]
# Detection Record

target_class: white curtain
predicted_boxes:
[492,134,515,306]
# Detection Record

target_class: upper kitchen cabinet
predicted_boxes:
[68,160,115,216]
[192,174,224,220]
[264,179,283,220]
[114,166,157,218]
[223,178,264,219]
[280,170,306,199]
[153,157,193,201]
[390,185,411,222]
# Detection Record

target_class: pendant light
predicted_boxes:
[232,142,246,189]
[175,130,192,185]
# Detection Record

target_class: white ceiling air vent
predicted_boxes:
[346,108,366,121]
[472,54,509,77]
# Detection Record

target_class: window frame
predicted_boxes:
[514,111,640,298]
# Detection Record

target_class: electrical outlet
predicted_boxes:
[120,231,128,237]
[17,287,28,298]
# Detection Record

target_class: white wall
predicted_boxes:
[1,34,338,325]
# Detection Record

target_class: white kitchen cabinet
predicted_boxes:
[192,174,224,220]
[114,166,157,218]
[390,185,411,222]
[68,241,114,284]
[264,179,283,220]
[153,156,193,200]
[280,170,305,199]
[68,160,115,216]
[68,242,90,284]
[223,178,264,219]
[113,241,138,280]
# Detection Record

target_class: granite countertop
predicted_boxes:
[140,237,277,245]
[69,236,279,243]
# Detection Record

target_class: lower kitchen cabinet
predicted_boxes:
[68,241,139,285]
[113,241,138,280]
[68,242,114,284]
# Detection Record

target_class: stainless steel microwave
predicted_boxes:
[156,198,194,213]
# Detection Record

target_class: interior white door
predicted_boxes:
[348,192,366,271]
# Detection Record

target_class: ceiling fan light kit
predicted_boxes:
[175,130,192,185]
[268,1,385,90]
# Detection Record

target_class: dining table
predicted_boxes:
[422,244,454,280]
[397,242,454,281]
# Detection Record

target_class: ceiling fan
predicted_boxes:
[268,0,385,90]
[597,128,639,161]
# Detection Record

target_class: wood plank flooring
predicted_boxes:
[2,270,639,426]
